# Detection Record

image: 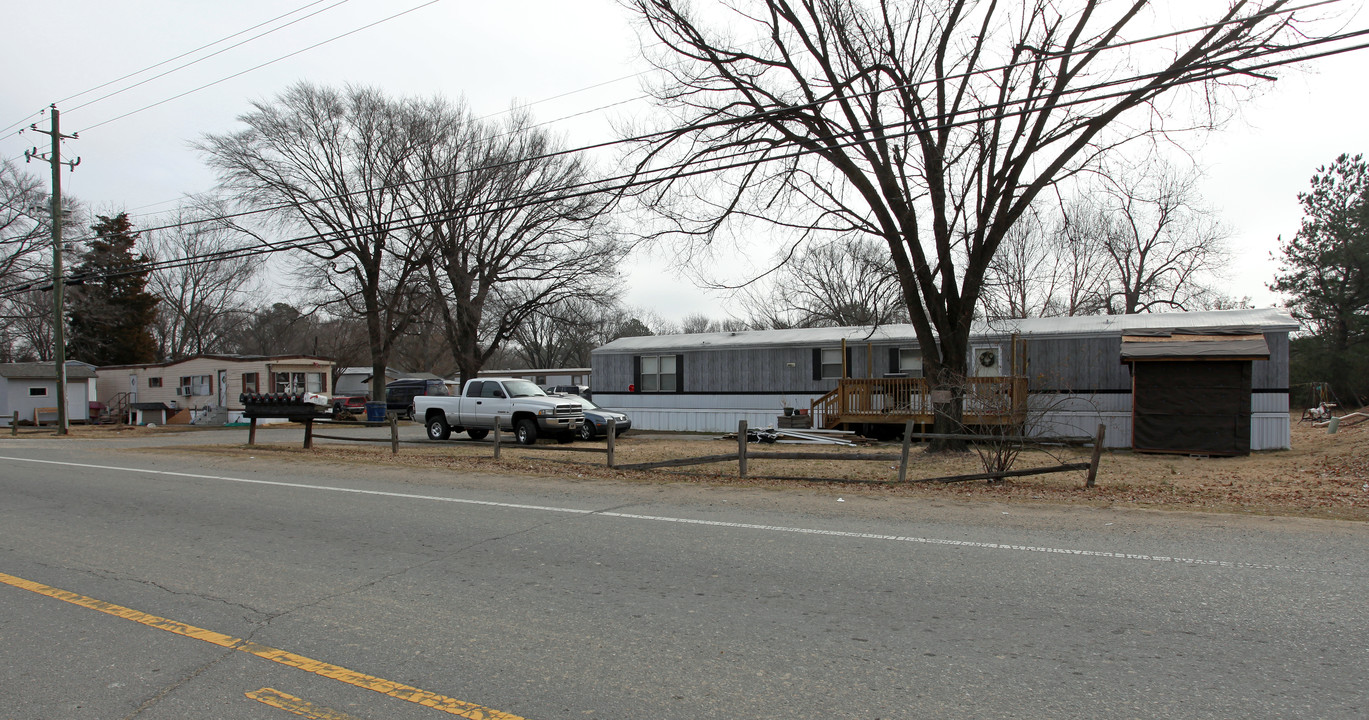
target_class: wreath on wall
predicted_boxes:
[978,350,998,368]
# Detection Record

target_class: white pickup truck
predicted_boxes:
[414,377,585,444]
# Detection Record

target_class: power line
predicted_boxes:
[60,0,1339,223]
[6,10,1363,299]
[0,0,347,139]
[74,0,451,135]
[15,30,1366,301]
[65,0,355,114]
[61,0,347,112]
[57,14,1367,253]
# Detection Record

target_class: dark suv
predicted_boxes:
[385,378,449,419]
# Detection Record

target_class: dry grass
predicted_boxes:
[149,412,1369,521]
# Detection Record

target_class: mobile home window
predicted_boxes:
[898,349,923,377]
[28,386,47,397]
[148,377,162,388]
[179,375,212,396]
[242,373,259,393]
[275,372,307,393]
[306,372,324,393]
[640,355,677,392]
[820,348,844,379]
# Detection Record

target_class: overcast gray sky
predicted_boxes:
[3,0,1365,323]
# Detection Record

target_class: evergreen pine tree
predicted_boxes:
[66,213,159,365]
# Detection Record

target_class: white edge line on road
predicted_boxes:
[0,455,1345,576]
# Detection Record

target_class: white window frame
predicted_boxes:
[897,348,924,378]
[640,355,677,393]
[275,372,307,393]
[819,348,844,379]
[28,386,48,397]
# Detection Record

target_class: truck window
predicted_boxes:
[503,379,545,398]
[465,381,484,398]
[481,382,505,399]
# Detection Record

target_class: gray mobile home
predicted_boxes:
[590,308,1297,452]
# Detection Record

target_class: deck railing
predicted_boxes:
[811,376,1028,429]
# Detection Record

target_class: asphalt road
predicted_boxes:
[0,430,1365,719]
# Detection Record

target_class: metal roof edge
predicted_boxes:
[592,309,1299,353]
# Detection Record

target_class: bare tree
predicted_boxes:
[508,297,602,368]
[1049,199,1115,317]
[400,106,624,384]
[982,210,1058,321]
[1,289,54,361]
[1094,161,1229,313]
[146,200,261,360]
[0,161,49,286]
[738,238,907,327]
[199,83,432,399]
[625,0,1316,443]
[0,161,63,361]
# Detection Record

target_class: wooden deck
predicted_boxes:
[810,377,1028,430]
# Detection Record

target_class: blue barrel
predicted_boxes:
[365,402,387,423]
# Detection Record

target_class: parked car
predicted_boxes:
[415,378,584,444]
[385,378,450,419]
[330,394,368,418]
[558,394,631,440]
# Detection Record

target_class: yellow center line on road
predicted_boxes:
[0,571,527,720]
[246,687,365,719]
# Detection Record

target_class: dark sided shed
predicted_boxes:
[1122,328,1271,456]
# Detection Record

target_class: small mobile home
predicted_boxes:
[96,354,335,425]
[590,308,1297,453]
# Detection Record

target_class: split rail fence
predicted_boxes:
[251,415,1107,488]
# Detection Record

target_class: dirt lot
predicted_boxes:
[24,413,1369,521]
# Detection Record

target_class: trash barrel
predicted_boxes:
[365,402,387,423]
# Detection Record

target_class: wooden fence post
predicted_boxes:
[389,413,400,455]
[1086,423,1106,488]
[248,416,257,445]
[303,418,313,449]
[606,418,616,468]
[493,423,502,460]
[898,419,914,483]
[738,419,748,478]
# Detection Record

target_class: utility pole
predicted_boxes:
[25,105,79,435]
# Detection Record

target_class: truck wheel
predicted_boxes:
[515,418,538,445]
[466,429,489,441]
[578,422,595,441]
[426,416,451,441]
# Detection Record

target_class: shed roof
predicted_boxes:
[1120,331,1272,361]
[0,362,98,380]
[592,308,1299,354]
